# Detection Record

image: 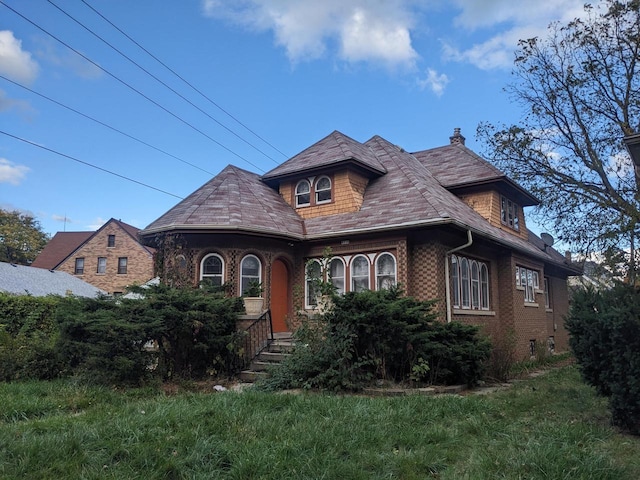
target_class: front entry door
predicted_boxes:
[270,259,290,333]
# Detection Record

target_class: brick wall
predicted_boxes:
[58,223,154,294]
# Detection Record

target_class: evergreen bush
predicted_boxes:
[566,284,640,434]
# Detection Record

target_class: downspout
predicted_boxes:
[444,230,473,323]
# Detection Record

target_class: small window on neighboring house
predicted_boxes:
[240,254,262,296]
[460,257,470,308]
[295,180,311,207]
[200,253,224,287]
[501,196,520,231]
[107,234,115,247]
[376,253,396,290]
[451,255,460,308]
[480,263,490,310]
[351,255,370,292]
[74,258,84,275]
[315,176,332,204]
[329,257,345,295]
[306,259,322,308]
[544,277,551,308]
[118,257,128,274]
[97,257,106,274]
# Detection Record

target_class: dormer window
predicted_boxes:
[501,196,520,231]
[315,176,332,204]
[295,180,311,207]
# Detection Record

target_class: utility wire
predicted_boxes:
[0,74,215,176]
[0,0,266,173]
[0,129,184,199]
[79,0,289,160]
[48,0,281,165]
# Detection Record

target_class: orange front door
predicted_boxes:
[270,259,290,333]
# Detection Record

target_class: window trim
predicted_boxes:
[329,257,345,295]
[97,257,106,274]
[295,180,311,207]
[240,254,262,296]
[200,253,225,287]
[375,252,396,291]
[315,175,332,204]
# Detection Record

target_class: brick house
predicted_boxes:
[32,218,155,295]
[140,130,580,358]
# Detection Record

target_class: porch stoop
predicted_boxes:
[239,332,294,382]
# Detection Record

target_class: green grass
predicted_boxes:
[1,366,639,479]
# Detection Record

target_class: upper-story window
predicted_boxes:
[97,257,107,274]
[315,176,332,204]
[295,180,311,207]
[118,257,128,274]
[501,196,520,231]
[240,254,262,296]
[201,253,224,287]
[74,258,84,275]
[107,234,115,247]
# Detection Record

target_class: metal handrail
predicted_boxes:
[241,309,273,368]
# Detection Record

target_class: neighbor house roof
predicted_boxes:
[141,130,577,273]
[30,231,93,269]
[0,262,106,297]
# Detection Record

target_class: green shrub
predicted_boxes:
[566,284,640,434]
[260,287,490,391]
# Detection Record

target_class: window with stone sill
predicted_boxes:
[97,257,106,274]
[117,257,128,274]
[107,234,115,247]
[516,266,539,303]
[450,254,490,310]
[74,258,84,275]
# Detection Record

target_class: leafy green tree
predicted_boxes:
[478,1,640,281]
[0,209,49,265]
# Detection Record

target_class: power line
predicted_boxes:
[79,0,289,160]
[0,0,266,173]
[0,74,216,176]
[0,129,184,200]
[48,0,281,165]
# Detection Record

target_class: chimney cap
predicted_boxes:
[450,127,465,146]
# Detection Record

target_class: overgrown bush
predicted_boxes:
[0,293,63,381]
[260,287,490,391]
[566,284,640,435]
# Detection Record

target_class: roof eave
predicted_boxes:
[139,224,304,242]
[261,158,386,186]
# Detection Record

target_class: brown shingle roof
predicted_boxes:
[262,130,386,181]
[143,165,305,238]
[31,231,93,269]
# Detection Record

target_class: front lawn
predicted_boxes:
[1,366,639,479]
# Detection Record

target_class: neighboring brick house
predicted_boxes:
[140,129,581,358]
[32,218,155,295]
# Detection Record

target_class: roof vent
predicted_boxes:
[449,127,465,146]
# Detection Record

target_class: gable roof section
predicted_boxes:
[142,165,305,238]
[31,231,93,269]
[0,262,105,297]
[262,130,386,183]
[413,144,539,206]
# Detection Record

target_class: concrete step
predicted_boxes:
[257,351,288,362]
[239,370,267,382]
[269,340,295,353]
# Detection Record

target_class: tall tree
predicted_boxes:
[0,209,49,265]
[478,0,640,281]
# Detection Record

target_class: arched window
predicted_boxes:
[480,263,489,310]
[451,255,460,308]
[351,255,370,292]
[375,253,396,290]
[471,260,480,308]
[460,257,470,309]
[305,259,322,308]
[240,254,262,296]
[329,257,345,295]
[200,253,224,287]
[295,180,311,207]
[315,176,332,204]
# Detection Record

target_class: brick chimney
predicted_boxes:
[449,127,465,146]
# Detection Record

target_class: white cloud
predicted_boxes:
[202,0,419,68]
[417,68,449,96]
[0,158,30,185]
[34,38,102,79]
[443,0,605,70]
[87,217,107,230]
[0,31,39,84]
[52,214,74,224]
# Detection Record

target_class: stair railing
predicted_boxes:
[241,309,273,368]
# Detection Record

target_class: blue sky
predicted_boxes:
[1,0,596,237]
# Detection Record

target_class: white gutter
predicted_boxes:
[444,230,473,323]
